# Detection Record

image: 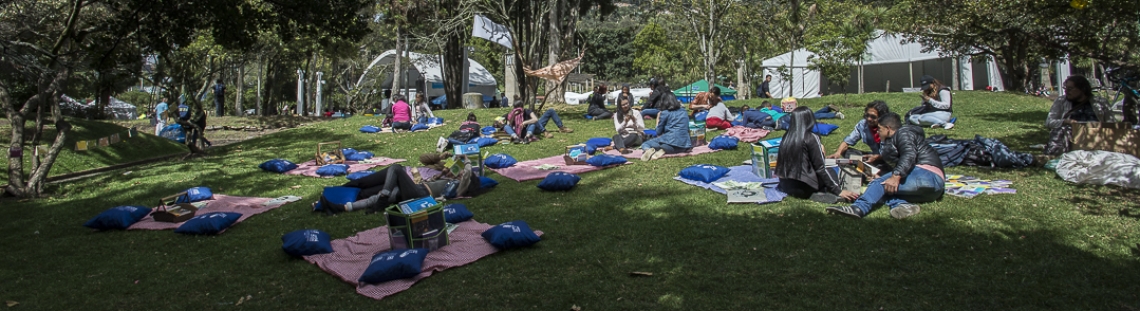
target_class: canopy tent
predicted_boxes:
[672,79,737,103]
[368,50,497,100]
[761,32,1007,98]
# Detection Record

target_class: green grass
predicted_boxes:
[2,91,1139,310]
[0,118,187,181]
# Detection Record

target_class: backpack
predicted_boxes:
[178,104,191,121]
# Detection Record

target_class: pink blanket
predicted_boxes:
[304,221,544,300]
[285,158,406,178]
[128,195,291,231]
[724,126,771,143]
[602,144,720,159]
[487,155,630,182]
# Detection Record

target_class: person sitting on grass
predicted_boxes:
[906,75,954,129]
[390,95,413,131]
[641,78,669,119]
[688,91,714,117]
[704,87,735,130]
[613,98,646,154]
[830,100,891,160]
[412,93,435,125]
[503,101,574,144]
[640,92,691,161]
[774,107,860,203]
[826,112,945,220]
[587,84,613,120]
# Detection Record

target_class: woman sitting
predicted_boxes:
[412,93,435,124]
[704,87,735,130]
[613,98,646,154]
[640,92,692,161]
[587,84,613,120]
[1044,75,1113,155]
[830,100,891,160]
[390,95,413,131]
[907,75,955,129]
[774,106,860,203]
[688,91,714,117]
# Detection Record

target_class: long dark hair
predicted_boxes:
[775,106,818,178]
[1065,75,1093,105]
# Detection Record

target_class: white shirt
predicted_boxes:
[613,109,646,136]
[707,102,734,121]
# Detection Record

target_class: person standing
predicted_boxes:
[758,75,772,98]
[213,79,225,117]
[154,98,169,135]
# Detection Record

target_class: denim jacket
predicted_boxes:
[842,119,881,154]
[655,109,693,150]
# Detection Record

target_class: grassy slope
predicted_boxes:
[0,118,187,181]
[1,91,1138,310]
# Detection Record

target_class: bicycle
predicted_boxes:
[1104,66,1140,127]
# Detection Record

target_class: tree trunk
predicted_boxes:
[5,70,72,198]
[392,27,403,100]
[546,0,565,104]
[443,32,465,109]
[236,62,244,116]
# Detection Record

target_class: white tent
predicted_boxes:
[761,49,822,99]
[564,91,592,105]
[59,94,137,120]
[366,50,498,99]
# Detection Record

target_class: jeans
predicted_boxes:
[503,124,536,138]
[613,133,644,150]
[642,109,660,119]
[814,106,837,119]
[852,167,945,215]
[417,116,429,124]
[778,115,790,130]
[536,109,564,132]
[155,120,166,135]
[393,122,412,130]
[909,111,952,126]
[641,139,681,154]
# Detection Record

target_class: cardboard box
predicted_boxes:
[386,201,449,252]
[1073,123,1140,158]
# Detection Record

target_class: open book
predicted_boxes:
[727,189,767,204]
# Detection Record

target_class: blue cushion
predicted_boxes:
[584,114,593,120]
[174,212,243,235]
[481,126,496,136]
[479,176,499,189]
[83,205,152,230]
[314,186,361,212]
[812,123,840,135]
[481,220,541,249]
[175,187,213,204]
[281,229,333,257]
[159,124,186,143]
[585,154,627,167]
[315,164,350,176]
[259,159,299,173]
[537,172,580,191]
[731,121,743,127]
[346,171,375,181]
[678,164,731,183]
[341,148,358,157]
[346,151,374,161]
[694,110,709,122]
[443,204,474,223]
[643,129,657,137]
[708,135,740,150]
[484,153,518,169]
[475,137,498,147]
[360,125,381,133]
[585,137,613,155]
[427,117,444,125]
[410,123,430,132]
[358,248,429,284]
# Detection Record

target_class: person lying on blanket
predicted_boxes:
[826,112,946,220]
[502,101,573,144]
[740,104,776,130]
[446,113,481,147]
[829,100,891,164]
[704,87,735,130]
[640,92,692,161]
[758,101,788,130]
[318,154,484,214]
[775,106,860,204]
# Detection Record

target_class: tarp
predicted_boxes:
[673,79,738,97]
[59,94,138,120]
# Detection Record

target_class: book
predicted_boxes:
[727,189,767,203]
[397,197,438,215]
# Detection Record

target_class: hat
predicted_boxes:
[919,75,935,91]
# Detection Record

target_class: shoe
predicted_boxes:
[889,203,921,219]
[640,148,656,161]
[826,205,864,219]
[810,192,840,204]
[761,126,775,131]
[559,127,574,133]
[835,111,845,119]
[527,136,539,143]
[943,123,955,130]
[620,148,633,154]
[544,132,554,139]
[649,148,666,160]
[931,124,940,128]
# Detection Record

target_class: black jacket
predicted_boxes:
[645,85,672,109]
[775,134,841,196]
[588,93,610,115]
[880,125,943,179]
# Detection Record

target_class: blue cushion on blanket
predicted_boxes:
[479,176,499,189]
[345,151,374,161]
[644,129,657,137]
[484,153,518,169]
[427,117,444,125]
[174,212,242,235]
[812,123,840,136]
[708,135,740,150]
[694,110,708,122]
[410,123,430,132]
[281,229,333,257]
[537,172,580,191]
[358,248,429,284]
[346,171,375,181]
[585,154,627,167]
[585,137,613,155]
[443,204,474,223]
[259,159,298,173]
[84,205,152,230]
[481,126,496,136]
[316,164,350,176]
[476,137,498,147]
[314,186,361,212]
[482,220,541,249]
[341,148,358,157]
[360,125,381,133]
[175,187,213,204]
[678,164,731,183]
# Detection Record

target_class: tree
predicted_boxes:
[804,1,887,102]
[657,0,737,85]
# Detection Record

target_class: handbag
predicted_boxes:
[1044,124,1073,155]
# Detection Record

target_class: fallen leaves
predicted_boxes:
[235,295,252,306]
[629,271,653,277]
[6,301,17,307]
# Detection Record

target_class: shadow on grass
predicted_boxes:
[1064,183,1140,218]
[973,110,1049,125]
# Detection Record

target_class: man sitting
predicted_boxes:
[826,112,945,219]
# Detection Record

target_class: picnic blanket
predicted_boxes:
[285,158,406,178]
[723,126,771,143]
[304,220,544,300]
[127,195,297,231]
[602,144,721,160]
[673,165,787,204]
[366,124,448,133]
[487,155,631,182]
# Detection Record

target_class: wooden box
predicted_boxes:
[152,192,199,223]
[315,141,345,165]
[564,144,589,165]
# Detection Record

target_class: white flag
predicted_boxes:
[472,14,513,49]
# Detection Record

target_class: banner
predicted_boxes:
[472,15,513,49]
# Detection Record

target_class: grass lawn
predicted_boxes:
[0,118,187,181]
[1,91,1138,310]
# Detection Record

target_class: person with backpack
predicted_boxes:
[757,75,772,98]
[906,75,955,129]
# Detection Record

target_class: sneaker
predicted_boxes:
[544,132,554,139]
[810,192,840,204]
[931,124,940,129]
[826,205,864,219]
[943,123,955,130]
[527,136,539,143]
[889,203,921,219]
[649,148,667,160]
[835,111,845,119]
[640,148,656,161]
[559,127,574,133]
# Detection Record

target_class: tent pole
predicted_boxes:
[908,62,914,89]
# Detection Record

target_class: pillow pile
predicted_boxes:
[174,212,243,235]
[678,164,731,183]
[585,154,627,167]
[537,172,580,191]
[315,164,350,177]
[358,249,429,284]
[259,159,298,173]
[83,206,152,230]
[281,229,334,257]
[482,220,541,249]
[484,154,518,169]
[443,204,474,223]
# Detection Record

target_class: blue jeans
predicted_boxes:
[853,167,945,215]
[814,106,837,119]
[778,115,790,130]
[502,124,535,138]
[641,139,681,154]
[642,109,660,119]
[417,116,428,124]
[909,111,952,126]
[536,109,564,132]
